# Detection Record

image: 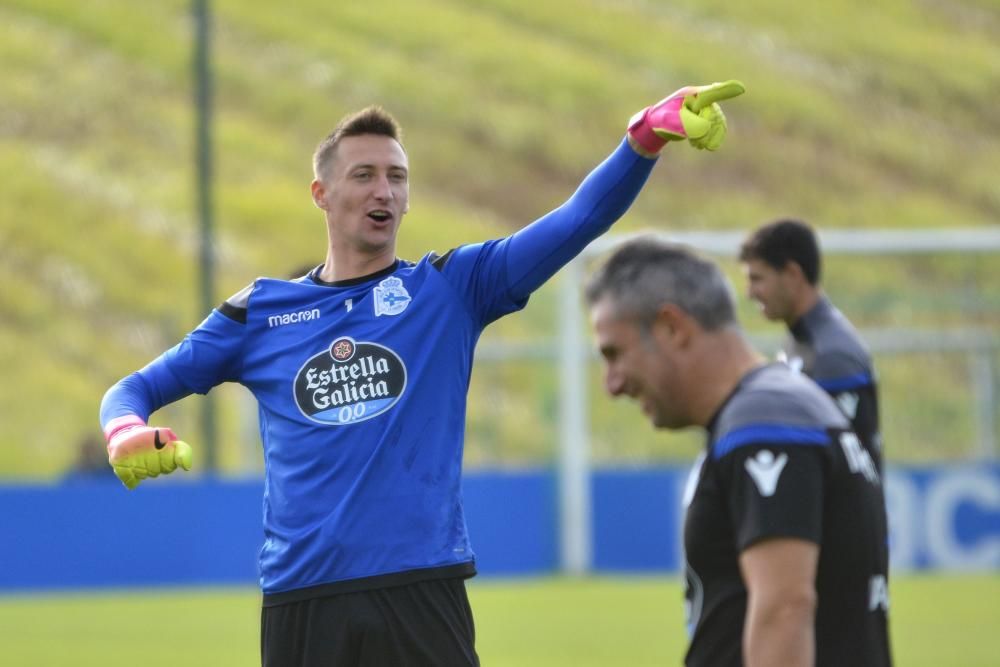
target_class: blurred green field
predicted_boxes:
[0,574,996,666]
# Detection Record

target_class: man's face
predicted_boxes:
[589,298,689,430]
[742,258,796,323]
[313,134,409,256]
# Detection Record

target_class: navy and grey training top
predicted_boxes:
[783,296,883,471]
[100,138,656,602]
[683,363,891,667]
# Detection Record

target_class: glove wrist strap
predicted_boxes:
[103,415,146,443]
[627,107,667,156]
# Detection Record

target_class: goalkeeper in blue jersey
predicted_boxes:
[100,81,744,666]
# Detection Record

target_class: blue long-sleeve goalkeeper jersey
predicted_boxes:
[101,138,656,601]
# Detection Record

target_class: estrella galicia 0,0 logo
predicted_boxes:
[294,336,407,425]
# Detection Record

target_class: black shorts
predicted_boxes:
[261,576,479,667]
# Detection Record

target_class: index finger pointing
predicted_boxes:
[688,80,746,112]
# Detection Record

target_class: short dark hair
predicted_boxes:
[313,105,404,179]
[739,218,821,285]
[585,236,737,332]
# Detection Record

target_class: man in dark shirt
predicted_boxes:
[740,218,883,471]
[586,237,891,667]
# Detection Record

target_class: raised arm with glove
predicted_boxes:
[627,79,745,156]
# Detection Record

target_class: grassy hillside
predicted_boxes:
[1,0,998,476]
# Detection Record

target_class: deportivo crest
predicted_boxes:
[373,276,411,316]
[294,336,407,425]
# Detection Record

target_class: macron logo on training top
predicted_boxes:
[268,308,321,328]
[745,450,788,497]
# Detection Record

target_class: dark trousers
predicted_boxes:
[261,577,479,667]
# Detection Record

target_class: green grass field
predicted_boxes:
[0,574,996,666]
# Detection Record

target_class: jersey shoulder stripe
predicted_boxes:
[218,282,255,324]
[712,423,829,460]
[711,364,849,456]
[815,371,874,392]
[430,248,457,271]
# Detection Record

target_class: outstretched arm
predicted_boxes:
[99,304,247,489]
[100,365,194,490]
[504,81,745,301]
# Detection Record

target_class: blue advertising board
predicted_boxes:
[1,464,996,591]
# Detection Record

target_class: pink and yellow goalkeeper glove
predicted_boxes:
[627,80,746,156]
[103,415,193,490]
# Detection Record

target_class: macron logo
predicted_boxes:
[268,308,321,328]
[745,450,788,497]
